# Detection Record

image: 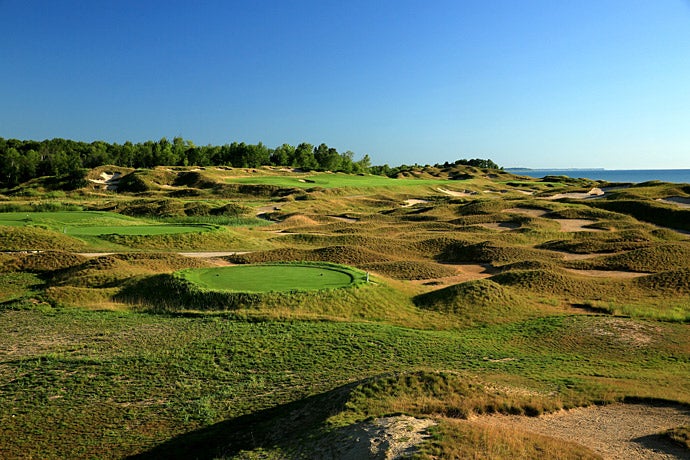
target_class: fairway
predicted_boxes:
[179,263,359,292]
[225,172,456,189]
[0,211,214,236]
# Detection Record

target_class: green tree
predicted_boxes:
[293,143,317,170]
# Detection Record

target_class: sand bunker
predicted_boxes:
[657,197,690,209]
[332,415,436,460]
[437,188,478,197]
[478,222,520,231]
[564,268,650,279]
[410,264,493,288]
[547,188,606,200]
[473,403,690,459]
[504,207,548,218]
[402,199,430,207]
[89,171,122,191]
[504,209,605,232]
[555,218,604,232]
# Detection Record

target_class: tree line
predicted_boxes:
[0,137,500,187]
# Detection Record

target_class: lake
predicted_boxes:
[505,169,690,184]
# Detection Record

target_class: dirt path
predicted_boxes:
[657,197,690,208]
[437,187,477,197]
[472,403,690,459]
[564,268,651,279]
[409,264,494,288]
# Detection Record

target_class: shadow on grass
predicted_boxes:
[631,434,690,458]
[128,381,363,460]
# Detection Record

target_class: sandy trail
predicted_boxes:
[555,218,605,232]
[402,199,429,207]
[437,188,477,197]
[504,208,606,232]
[564,268,651,279]
[472,403,690,460]
[409,264,493,287]
[657,197,690,208]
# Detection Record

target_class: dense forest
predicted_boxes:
[0,137,500,187]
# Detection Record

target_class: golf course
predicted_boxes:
[1,163,689,459]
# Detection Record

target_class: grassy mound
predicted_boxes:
[98,227,248,250]
[538,229,656,254]
[230,245,394,266]
[337,371,571,422]
[635,269,690,294]
[48,253,209,289]
[491,269,629,299]
[360,260,457,280]
[568,244,690,272]
[586,199,690,231]
[116,267,431,326]
[0,226,89,251]
[413,279,530,325]
[438,240,553,265]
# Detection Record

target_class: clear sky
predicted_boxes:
[2,1,690,169]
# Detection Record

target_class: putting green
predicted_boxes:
[178,264,361,293]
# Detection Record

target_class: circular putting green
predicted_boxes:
[178,263,362,293]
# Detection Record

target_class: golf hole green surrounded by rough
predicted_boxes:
[178,263,363,293]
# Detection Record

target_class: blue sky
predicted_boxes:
[2,1,689,169]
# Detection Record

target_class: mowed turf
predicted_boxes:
[225,172,454,189]
[0,211,214,236]
[178,263,359,292]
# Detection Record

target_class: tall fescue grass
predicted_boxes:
[419,418,602,459]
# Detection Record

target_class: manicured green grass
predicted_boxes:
[225,172,459,189]
[0,211,215,236]
[178,263,363,293]
[68,224,213,236]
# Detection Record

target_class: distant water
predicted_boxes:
[505,169,690,184]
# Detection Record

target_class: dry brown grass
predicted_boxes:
[419,418,602,459]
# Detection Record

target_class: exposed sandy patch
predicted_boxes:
[255,205,281,215]
[478,222,520,231]
[331,416,436,460]
[437,188,477,197]
[658,197,690,208]
[89,171,122,191]
[410,264,493,287]
[472,403,690,460]
[402,199,429,207]
[547,188,606,200]
[564,268,651,279]
[555,218,605,232]
[329,215,359,223]
[280,215,320,226]
[559,252,603,261]
[504,207,549,218]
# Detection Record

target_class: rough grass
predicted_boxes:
[586,199,690,231]
[1,310,689,459]
[568,243,690,272]
[413,279,540,326]
[419,418,602,459]
[230,245,395,266]
[666,426,690,449]
[0,225,90,251]
[437,240,556,265]
[360,260,458,280]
